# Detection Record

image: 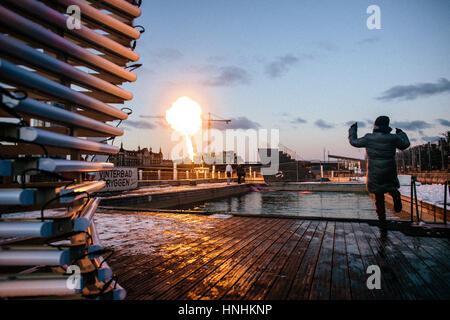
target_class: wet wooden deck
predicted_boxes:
[106,213,450,300]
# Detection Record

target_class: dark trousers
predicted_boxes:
[237,174,244,184]
[374,190,401,221]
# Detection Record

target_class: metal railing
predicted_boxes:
[410,176,448,224]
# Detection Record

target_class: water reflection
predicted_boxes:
[191,191,396,220]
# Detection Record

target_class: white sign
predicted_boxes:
[96,167,138,192]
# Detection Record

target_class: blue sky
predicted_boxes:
[118,0,450,160]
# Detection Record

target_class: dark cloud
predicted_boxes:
[154,48,184,61]
[437,118,450,127]
[202,66,250,87]
[265,54,299,78]
[377,78,450,101]
[315,41,339,52]
[210,116,260,130]
[156,119,170,129]
[391,120,432,131]
[356,37,380,45]
[346,121,366,128]
[122,120,156,130]
[291,117,307,124]
[314,119,335,129]
[422,136,441,142]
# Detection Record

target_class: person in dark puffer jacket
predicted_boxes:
[348,116,410,225]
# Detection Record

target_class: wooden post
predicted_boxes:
[441,138,446,170]
[173,163,177,180]
[427,142,432,171]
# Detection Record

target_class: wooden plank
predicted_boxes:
[308,221,335,300]
[108,215,246,275]
[222,220,306,300]
[197,219,294,300]
[111,216,250,285]
[416,236,450,261]
[116,218,252,296]
[160,219,292,300]
[244,220,312,300]
[330,222,351,300]
[398,235,450,272]
[387,231,450,299]
[351,223,395,300]
[342,222,374,300]
[285,221,327,300]
[264,220,319,300]
[129,217,282,299]
[364,224,439,299]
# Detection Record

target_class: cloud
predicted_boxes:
[314,119,335,129]
[422,135,441,142]
[410,138,418,142]
[437,118,450,127]
[265,54,299,78]
[356,37,380,45]
[122,120,156,130]
[377,78,450,101]
[154,48,184,61]
[346,121,366,128]
[391,120,432,131]
[210,116,260,130]
[315,41,338,52]
[202,66,250,87]
[291,117,307,124]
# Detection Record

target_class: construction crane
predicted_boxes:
[140,112,231,128]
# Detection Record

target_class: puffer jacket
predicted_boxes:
[348,125,410,194]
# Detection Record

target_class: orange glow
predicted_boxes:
[165,96,203,161]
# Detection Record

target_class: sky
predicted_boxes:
[117,0,450,161]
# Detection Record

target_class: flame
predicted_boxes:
[166,97,202,161]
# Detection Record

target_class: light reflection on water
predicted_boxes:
[189,191,395,220]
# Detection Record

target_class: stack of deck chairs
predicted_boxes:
[0,0,143,299]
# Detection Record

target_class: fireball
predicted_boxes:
[165,97,203,161]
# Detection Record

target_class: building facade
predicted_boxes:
[109,144,165,167]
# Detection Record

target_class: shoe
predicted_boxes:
[392,190,402,213]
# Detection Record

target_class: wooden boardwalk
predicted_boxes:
[105,212,450,300]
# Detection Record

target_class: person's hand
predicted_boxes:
[395,128,403,134]
[350,122,357,129]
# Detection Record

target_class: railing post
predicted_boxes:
[444,180,448,224]
[413,176,420,222]
[410,176,414,222]
[173,162,177,180]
